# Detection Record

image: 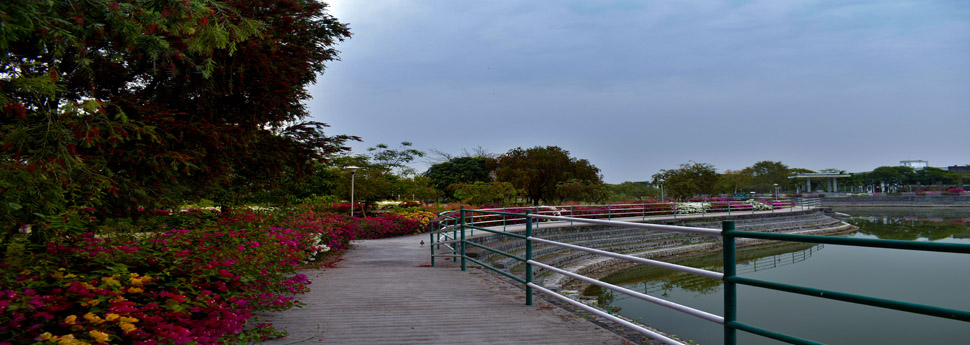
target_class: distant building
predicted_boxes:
[900,160,928,170]
[948,165,970,174]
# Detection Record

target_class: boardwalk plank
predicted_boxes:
[257,234,631,345]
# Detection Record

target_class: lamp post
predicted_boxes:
[658,178,665,202]
[346,166,359,217]
[773,183,779,199]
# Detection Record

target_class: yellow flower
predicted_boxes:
[38,332,55,340]
[58,267,66,271]
[65,315,77,325]
[100,276,120,287]
[105,313,120,321]
[83,312,104,324]
[56,334,89,345]
[129,276,151,285]
[126,287,143,294]
[81,299,101,307]
[52,272,65,279]
[120,322,137,333]
[119,316,139,323]
[89,330,109,343]
[64,274,78,279]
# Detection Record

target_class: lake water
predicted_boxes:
[584,207,970,345]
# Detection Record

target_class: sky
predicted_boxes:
[305,0,970,184]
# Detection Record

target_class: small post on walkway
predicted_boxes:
[452,216,458,262]
[429,222,435,267]
[460,207,466,271]
[722,220,737,345]
[525,210,533,306]
[570,205,575,225]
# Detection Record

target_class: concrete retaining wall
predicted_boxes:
[821,195,970,207]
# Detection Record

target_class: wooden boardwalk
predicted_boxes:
[257,233,631,345]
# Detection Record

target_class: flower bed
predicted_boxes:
[0,207,439,344]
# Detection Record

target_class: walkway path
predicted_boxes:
[257,233,631,345]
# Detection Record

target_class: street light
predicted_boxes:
[773,183,779,199]
[346,166,359,217]
[658,178,665,202]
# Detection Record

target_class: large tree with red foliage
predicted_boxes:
[1,0,355,244]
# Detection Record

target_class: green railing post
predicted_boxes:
[641,203,646,221]
[430,222,435,267]
[607,204,612,220]
[460,207,467,271]
[525,210,533,306]
[723,220,737,345]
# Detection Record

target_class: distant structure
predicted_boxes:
[948,165,970,174]
[900,160,928,170]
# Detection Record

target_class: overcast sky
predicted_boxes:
[305,0,970,183]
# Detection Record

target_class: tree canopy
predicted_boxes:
[494,146,601,205]
[1,0,354,241]
[654,161,718,200]
[423,156,492,200]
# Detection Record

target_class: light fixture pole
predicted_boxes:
[658,178,665,202]
[346,166,359,217]
[773,183,779,199]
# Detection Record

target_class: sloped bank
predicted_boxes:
[465,209,857,293]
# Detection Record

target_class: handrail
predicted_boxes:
[453,197,801,228]
[428,203,970,345]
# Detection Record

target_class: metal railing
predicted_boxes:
[437,197,805,232]
[429,206,970,345]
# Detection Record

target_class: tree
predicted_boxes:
[494,146,602,205]
[368,142,425,177]
[654,161,718,200]
[744,161,791,193]
[915,167,957,187]
[453,181,521,206]
[395,176,442,202]
[867,166,916,192]
[608,181,656,201]
[716,170,753,194]
[423,156,492,199]
[1,0,354,245]
[556,179,607,203]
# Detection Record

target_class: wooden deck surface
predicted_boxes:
[256,233,631,345]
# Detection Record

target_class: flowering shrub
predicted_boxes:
[0,206,438,345]
[675,202,710,214]
[0,220,314,344]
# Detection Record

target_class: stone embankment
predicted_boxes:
[465,209,856,293]
[821,195,970,207]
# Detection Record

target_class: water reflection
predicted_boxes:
[583,207,970,345]
[843,211,970,241]
[586,242,824,304]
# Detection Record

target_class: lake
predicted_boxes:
[584,207,970,344]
